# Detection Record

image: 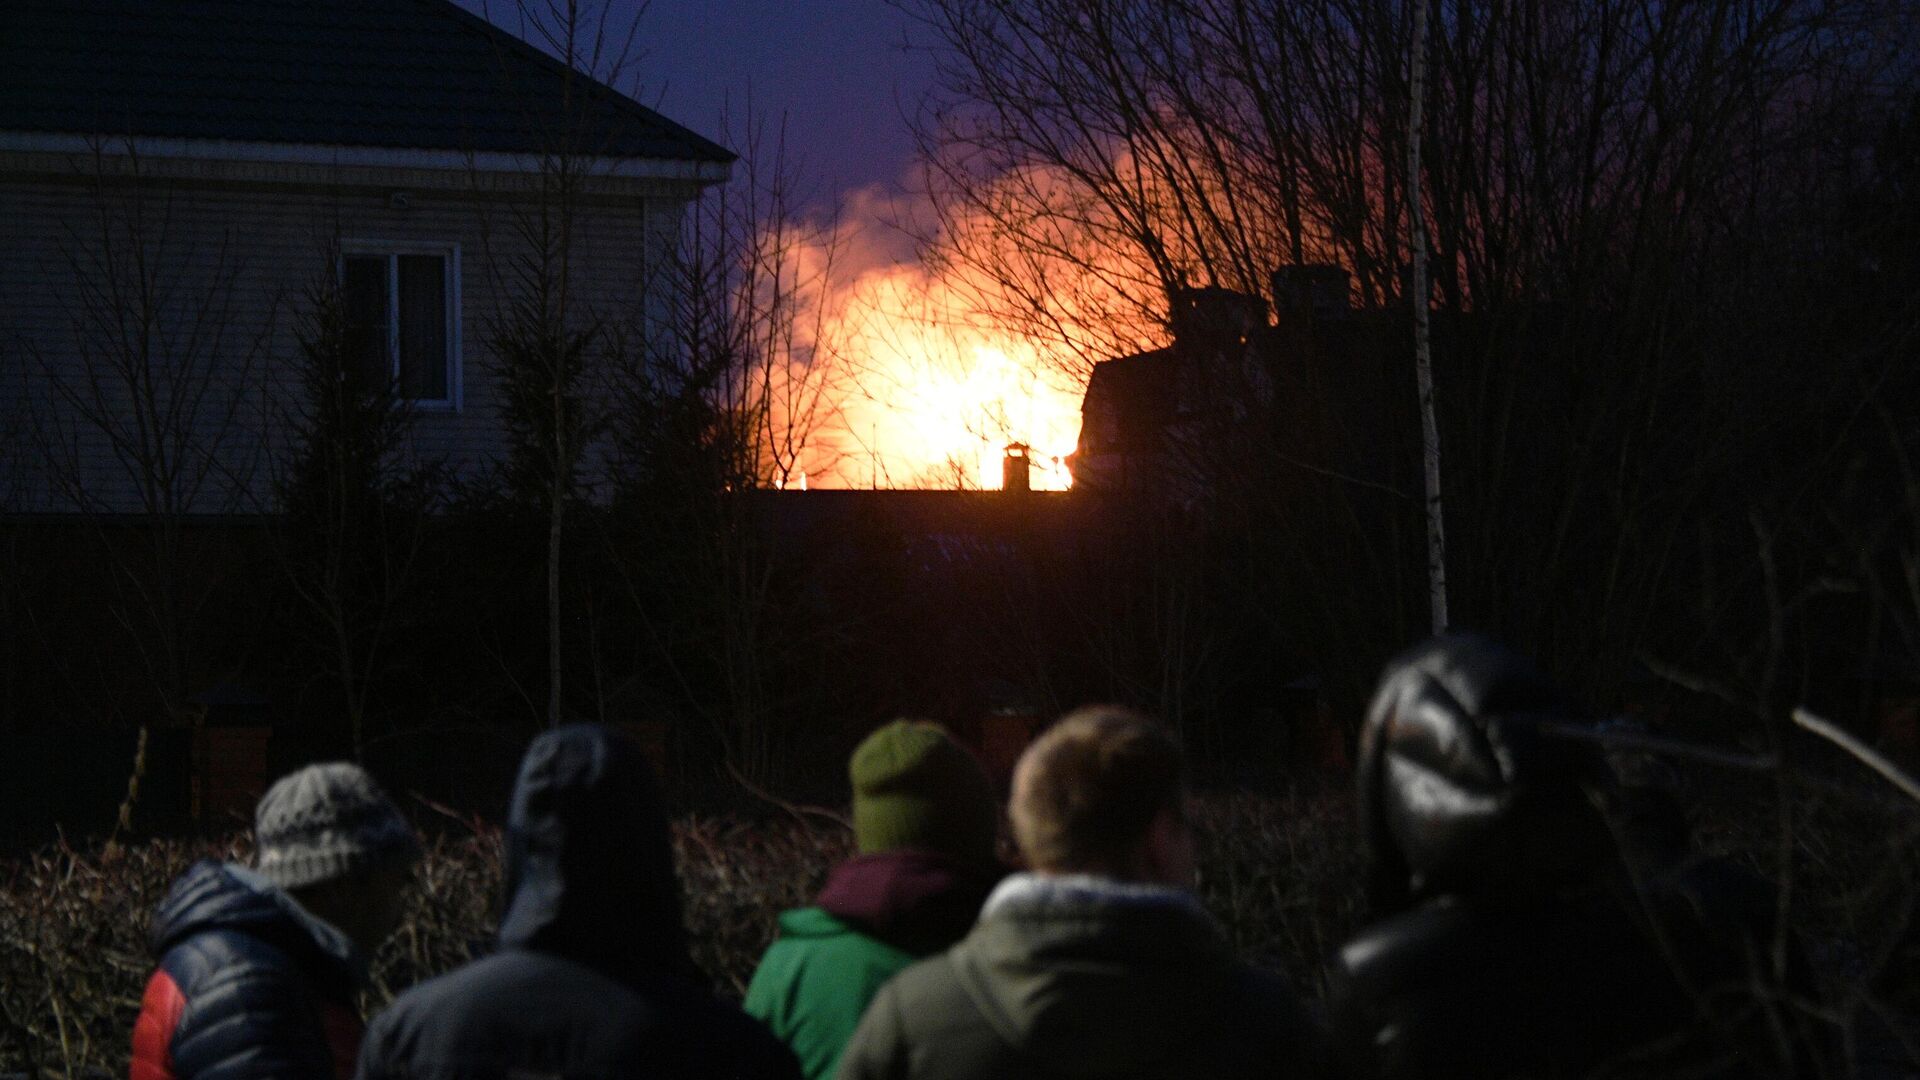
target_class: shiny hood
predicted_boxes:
[1357,634,1612,912]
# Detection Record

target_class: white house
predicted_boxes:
[0,0,733,515]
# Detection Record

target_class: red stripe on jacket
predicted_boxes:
[130,969,185,1080]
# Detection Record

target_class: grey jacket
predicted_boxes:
[838,873,1327,1080]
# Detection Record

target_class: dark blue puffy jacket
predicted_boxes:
[131,861,364,1080]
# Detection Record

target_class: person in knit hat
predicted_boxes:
[130,762,418,1080]
[746,719,1004,1080]
[836,707,1327,1080]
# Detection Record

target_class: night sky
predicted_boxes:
[456,0,935,209]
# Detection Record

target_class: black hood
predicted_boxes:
[150,860,361,994]
[497,724,697,984]
[1357,634,1613,912]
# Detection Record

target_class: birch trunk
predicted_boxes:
[1407,0,1450,634]
[548,470,564,728]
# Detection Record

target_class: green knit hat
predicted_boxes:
[850,720,998,866]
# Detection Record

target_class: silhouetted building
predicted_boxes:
[1069,284,1280,494]
[1070,266,1379,499]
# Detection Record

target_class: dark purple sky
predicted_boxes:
[458,0,936,209]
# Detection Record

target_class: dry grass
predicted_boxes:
[0,792,1358,1078]
[13,777,1916,1079]
[1190,788,1364,993]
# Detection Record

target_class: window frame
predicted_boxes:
[338,240,463,411]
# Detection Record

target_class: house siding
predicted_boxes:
[0,150,696,514]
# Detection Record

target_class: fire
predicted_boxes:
[829,329,1083,491]
[773,180,1158,491]
[796,249,1085,490]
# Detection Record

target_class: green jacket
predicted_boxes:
[837,874,1328,1080]
[745,907,919,1080]
[747,851,1000,1080]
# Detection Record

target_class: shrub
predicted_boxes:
[1191,788,1364,994]
[0,792,1355,1077]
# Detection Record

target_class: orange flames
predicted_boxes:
[819,286,1085,490]
[771,182,1158,491]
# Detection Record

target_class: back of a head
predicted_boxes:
[498,724,694,983]
[1011,706,1184,875]
[253,761,418,892]
[850,719,998,868]
[1357,633,1612,912]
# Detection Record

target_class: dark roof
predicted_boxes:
[1075,346,1177,454]
[0,0,733,163]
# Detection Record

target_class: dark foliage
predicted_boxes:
[272,264,444,757]
[0,792,1363,1078]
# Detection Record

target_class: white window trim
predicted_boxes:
[340,240,463,412]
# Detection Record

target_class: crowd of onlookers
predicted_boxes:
[127,634,1823,1080]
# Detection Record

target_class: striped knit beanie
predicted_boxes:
[254,762,418,890]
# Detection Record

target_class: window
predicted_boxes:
[341,245,460,407]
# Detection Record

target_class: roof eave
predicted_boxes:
[0,131,733,184]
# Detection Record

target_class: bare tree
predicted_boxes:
[0,340,33,718]
[600,111,852,784]
[473,0,650,728]
[1405,0,1448,634]
[18,141,276,830]
[895,0,1919,701]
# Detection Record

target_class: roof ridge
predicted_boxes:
[417,0,734,164]
[0,0,736,166]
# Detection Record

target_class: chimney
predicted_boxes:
[1002,443,1032,492]
[1170,286,1269,351]
[1271,265,1350,323]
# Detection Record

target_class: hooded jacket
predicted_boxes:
[1328,634,1806,1080]
[130,861,366,1080]
[744,850,999,1080]
[355,725,800,1080]
[837,873,1327,1080]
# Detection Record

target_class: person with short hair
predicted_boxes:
[131,762,419,1080]
[354,724,801,1080]
[837,706,1327,1080]
[745,719,1003,1080]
